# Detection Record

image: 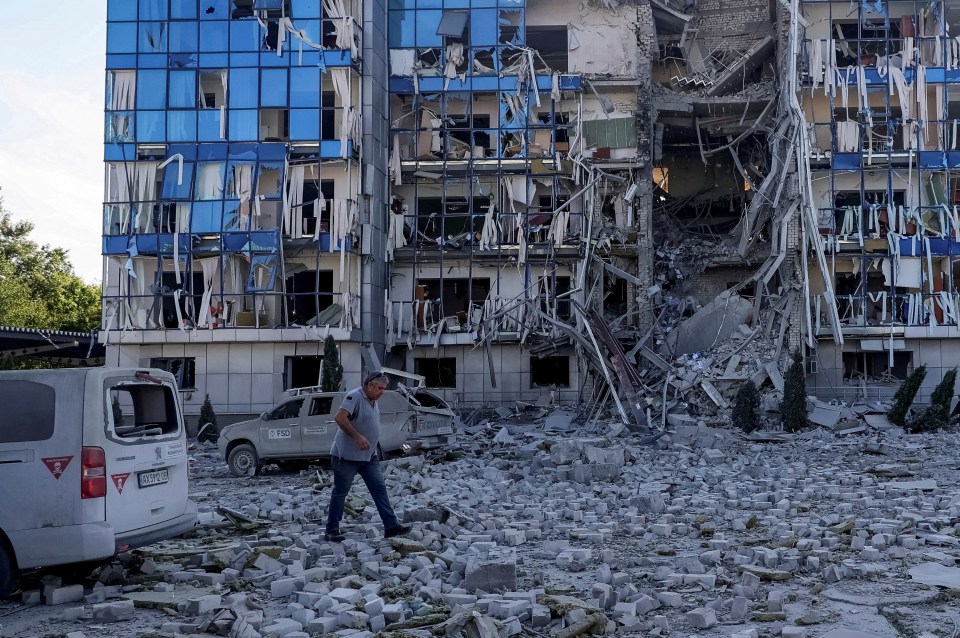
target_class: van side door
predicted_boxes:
[300,394,338,457]
[258,398,305,458]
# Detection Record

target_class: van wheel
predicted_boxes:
[0,540,19,599]
[228,444,261,477]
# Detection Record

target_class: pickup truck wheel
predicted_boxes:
[228,444,261,477]
[0,539,19,599]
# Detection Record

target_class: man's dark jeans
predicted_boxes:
[326,455,400,532]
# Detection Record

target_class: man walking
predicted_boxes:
[325,371,412,542]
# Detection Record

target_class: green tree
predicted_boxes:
[780,349,809,432]
[732,380,761,433]
[0,193,101,336]
[888,364,926,427]
[321,336,343,392]
[910,368,957,433]
[197,394,219,443]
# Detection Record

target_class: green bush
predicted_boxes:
[909,368,956,433]
[780,349,809,432]
[888,364,926,427]
[197,393,219,443]
[322,336,344,392]
[732,380,761,433]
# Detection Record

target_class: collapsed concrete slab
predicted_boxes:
[664,291,754,356]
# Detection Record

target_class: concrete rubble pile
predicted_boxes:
[7,422,960,638]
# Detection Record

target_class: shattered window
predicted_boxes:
[140,22,168,52]
[531,356,570,388]
[285,357,322,390]
[199,70,227,108]
[148,358,197,390]
[309,397,334,416]
[526,26,568,72]
[437,11,469,38]
[414,358,457,388]
[260,109,290,141]
[842,352,911,382]
[108,382,181,438]
[246,254,279,291]
[162,161,196,199]
[266,399,304,421]
[200,0,230,20]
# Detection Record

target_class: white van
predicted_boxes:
[0,368,198,597]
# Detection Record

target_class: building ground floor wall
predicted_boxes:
[106,339,585,416]
[393,344,583,408]
[809,338,960,406]
[105,340,364,418]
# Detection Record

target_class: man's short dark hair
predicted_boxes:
[363,371,389,387]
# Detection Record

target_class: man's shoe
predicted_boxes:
[384,524,412,538]
[324,529,346,542]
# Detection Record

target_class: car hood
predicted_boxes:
[219,418,259,441]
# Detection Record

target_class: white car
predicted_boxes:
[217,387,456,476]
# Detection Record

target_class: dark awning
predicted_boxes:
[0,326,104,366]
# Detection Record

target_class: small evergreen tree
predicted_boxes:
[910,368,956,433]
[732,380,761,433]
[888,364,926,427]
[197,393,219,443]
[321,336,343,392]
[780,349,809,432]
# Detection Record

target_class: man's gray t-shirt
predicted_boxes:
[330,387,380,461]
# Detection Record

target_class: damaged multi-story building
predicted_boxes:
[101,0,371,418]
[382,0,644,404]
[99,0,956,423]
[649,0,960,411]
[795,0,960,405]
[99,0,646,419]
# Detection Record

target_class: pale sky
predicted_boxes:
[0,1,106,283]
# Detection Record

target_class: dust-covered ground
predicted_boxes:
[2,413,960,638]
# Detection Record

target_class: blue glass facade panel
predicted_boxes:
[169,21,199,52]
[136,70,167,109]
[170,0,199,19]
[103,0,362,328]
[107,0,137,22]
[229,110,259,140]
[108,23,138,53]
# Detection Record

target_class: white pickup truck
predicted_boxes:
[217,385,457,476]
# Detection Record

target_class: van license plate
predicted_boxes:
[138,468,169,488]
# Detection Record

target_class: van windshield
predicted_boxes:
[109,384,180,438]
